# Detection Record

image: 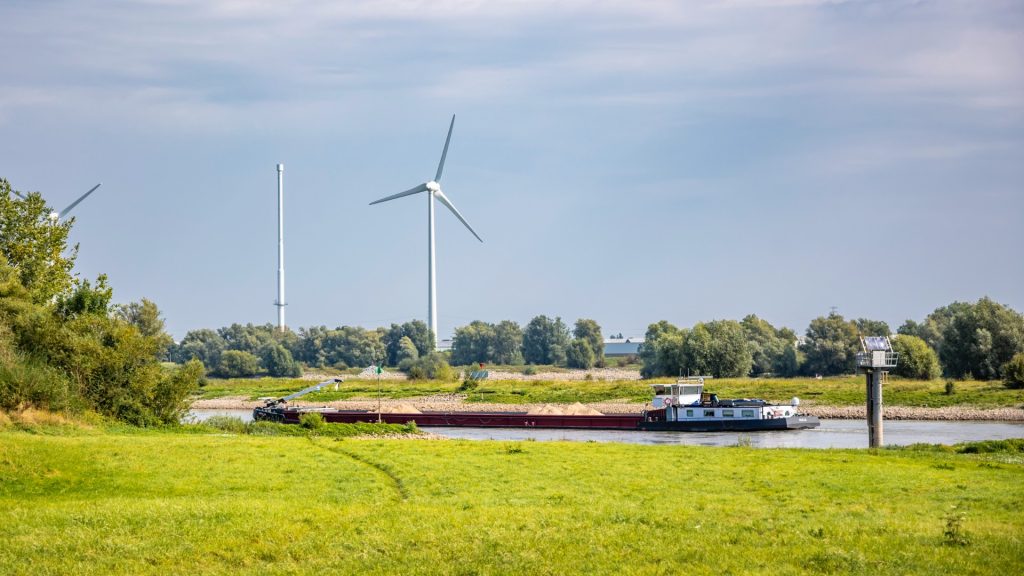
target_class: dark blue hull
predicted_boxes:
[640,415,820,432]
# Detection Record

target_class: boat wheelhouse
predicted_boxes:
[640,377,819,431]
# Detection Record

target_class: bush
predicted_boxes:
[0,354,77,412]
[1003,353,1024,389]
[299,412,325,430]
[259,342,301,378]
[404,352,454,380]
[216,350,261,378]
[891,335,941,380]
[566,339,595,369]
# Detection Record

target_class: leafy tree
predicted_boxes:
[1003,353,1024,389]
[384,320,435,365]
[639,320,681,378]
[705,320,753,377]
[171,328,226,368]
[451,321,495,366]
[259,342,301,377]
[296,325,329,368]
[681,323,713,375]
[0,179,78,304]
[566,339,595,369]
[218,323,275,355]
[216,350,261,378]
[396,336,419,365]
[891,335,941,380]
[940,298,1024,380]
[854,318,891,337]
[522,315,570,366]
[322,326,386,369]
[741,314,794,376]
[492,320,524,365]
[898,302,973,360]
[801,313,859,376]
[114,298,174,359]
[775,345,803,378]
[573,319,604,367]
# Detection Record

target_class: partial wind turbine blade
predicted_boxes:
[434,114,455,183]
[58,183,101,219]
[12,190,26,200]
[369,182,429,205]
[435,190,483,243]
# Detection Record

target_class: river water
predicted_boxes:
[187,409,1024,449]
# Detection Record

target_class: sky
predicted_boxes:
[1,0,1022,340]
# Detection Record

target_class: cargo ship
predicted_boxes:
[253,377,820,432]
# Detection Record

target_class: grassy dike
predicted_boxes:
[1,421,1022,575]
[197,375,1024,409]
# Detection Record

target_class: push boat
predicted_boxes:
[252,377,820,432]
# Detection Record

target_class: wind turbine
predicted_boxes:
[12,183,102,223]
[370,115,482,346]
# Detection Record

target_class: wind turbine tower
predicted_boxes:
[275,163,286,332]
[370,115,482,345]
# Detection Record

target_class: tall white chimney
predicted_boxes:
[275,163,286,331]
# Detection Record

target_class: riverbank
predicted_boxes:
[191,395,1024,421]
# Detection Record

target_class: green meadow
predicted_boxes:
[2,420,1022,575]
[197,375,1024,408]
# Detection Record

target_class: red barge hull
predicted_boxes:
[266,408,645,430]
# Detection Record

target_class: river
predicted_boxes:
[187,409,1024,448]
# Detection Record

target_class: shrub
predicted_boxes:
[404,352,454,381]
[891,335,941,380]
[1002,353,1024,389]
[299,412,325,430]
[0,354,77,412]
[566,339,595,369]
[259,342,301,378]
[216,350,261,378]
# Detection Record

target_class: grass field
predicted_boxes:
[196,375,1024,408]
[1,419,1022,575]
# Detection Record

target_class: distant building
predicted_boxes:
[604,337,644,357]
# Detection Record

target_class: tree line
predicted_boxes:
[639,298,1024,382]
[168,315,610,378]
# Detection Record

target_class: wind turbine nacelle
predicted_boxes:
[48,212,60,221]
[426,181,441,192]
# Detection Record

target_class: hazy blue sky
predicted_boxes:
[2,0,1021,339]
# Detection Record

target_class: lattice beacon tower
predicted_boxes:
[856,336,898,447]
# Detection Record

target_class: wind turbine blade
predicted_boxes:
[434,114,455,183]
[58,183,101,219]
[12,190,26,200]
[435,190,483,243]
[369,182,429,205]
